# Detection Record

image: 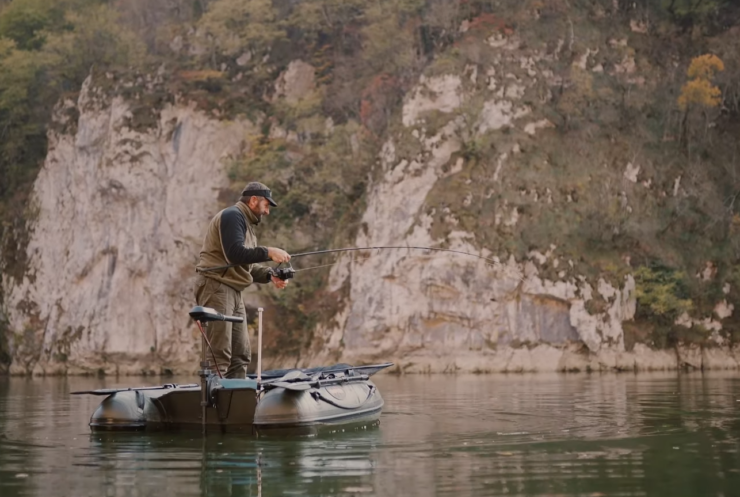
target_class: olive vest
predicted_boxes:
[196,202,272,291]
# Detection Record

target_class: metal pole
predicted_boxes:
[198,322,211,436]
[257,308,263,385]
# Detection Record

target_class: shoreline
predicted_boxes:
[1,342,739,376]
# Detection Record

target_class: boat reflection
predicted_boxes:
[87,427,383,497]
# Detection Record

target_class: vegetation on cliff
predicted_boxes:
[2,0,740,366]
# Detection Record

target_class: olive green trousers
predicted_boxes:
[193,274,250,378]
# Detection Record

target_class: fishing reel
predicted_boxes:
[270,265,295,281]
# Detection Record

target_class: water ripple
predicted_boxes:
[1,372,739,496]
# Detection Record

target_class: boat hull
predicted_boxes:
[85,371,385,434]
[254,381,383,435]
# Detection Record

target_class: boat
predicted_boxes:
[73,306,392,435]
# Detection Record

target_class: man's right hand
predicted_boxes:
[267,247,291,263]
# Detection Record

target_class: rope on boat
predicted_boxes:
[310,384,377,410]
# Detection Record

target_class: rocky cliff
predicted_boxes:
[1,77,261,374]
[304,67,739,373]
[2,1,740,374]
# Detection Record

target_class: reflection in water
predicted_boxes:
[0,372,739,496]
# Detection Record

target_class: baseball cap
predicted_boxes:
[241,181,277,207]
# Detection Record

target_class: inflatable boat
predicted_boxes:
[73,306,391,435]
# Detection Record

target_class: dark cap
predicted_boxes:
[241,181,277,207]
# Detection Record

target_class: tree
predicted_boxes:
[0,0,146,229]
[42,5,146,88]
[677,53,724,147]
[197,0,285,59]
[661,0,728,21]
[678,78,721,109]
[0,0,56,50]
[678,54,724,109]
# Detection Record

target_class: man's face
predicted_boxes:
[249,196,271,219]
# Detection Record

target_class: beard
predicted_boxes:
[247,204,263,224]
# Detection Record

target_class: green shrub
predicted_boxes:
[634,265,693,323]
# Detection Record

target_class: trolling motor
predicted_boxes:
[188,305,270,435]
[189,306,245,435]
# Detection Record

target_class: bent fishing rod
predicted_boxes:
[198,245,505,278]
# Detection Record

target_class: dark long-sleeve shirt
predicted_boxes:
[195,202,273,291]
[219,206,269,264]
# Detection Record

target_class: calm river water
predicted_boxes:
[0,372,739,497]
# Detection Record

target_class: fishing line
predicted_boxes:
[200,245,503,273]
[289,247,528,285]
[293,262,341,272]
[291,246,499,265]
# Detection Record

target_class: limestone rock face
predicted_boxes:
[274,60,316,104]
[3,51,737,375]
[290,33,718,374]
[301,68,649,374]
[2,77,256,375]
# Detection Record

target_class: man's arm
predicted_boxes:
[220,208,270,264]
[249,264,274,284]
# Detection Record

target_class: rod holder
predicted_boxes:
[198,321,210,436]
[257,307,263,385]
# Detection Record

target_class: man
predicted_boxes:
[194,181,291,378]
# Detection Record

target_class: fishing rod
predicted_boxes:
[198,245,504,278]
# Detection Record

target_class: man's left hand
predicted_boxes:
[271,275,289,289]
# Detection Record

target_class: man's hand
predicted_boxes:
[271,275,289,289]
[267,247,291,263]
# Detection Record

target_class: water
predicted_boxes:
[1,372,739,497]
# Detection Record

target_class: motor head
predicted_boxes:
[189,306,244,323]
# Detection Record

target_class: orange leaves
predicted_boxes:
[678,54,724,110]
[686,54,724,80]
[468,13,503,32]
[467,13,513,36]
[359,73,399,135]
[677,78,721,109]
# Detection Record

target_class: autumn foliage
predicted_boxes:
[360,73,400,136]
[467,13,510,34]
[678,54,724,110]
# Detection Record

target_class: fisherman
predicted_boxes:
[194,181,291,379]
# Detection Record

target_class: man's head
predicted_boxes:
[240,181,277,221]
